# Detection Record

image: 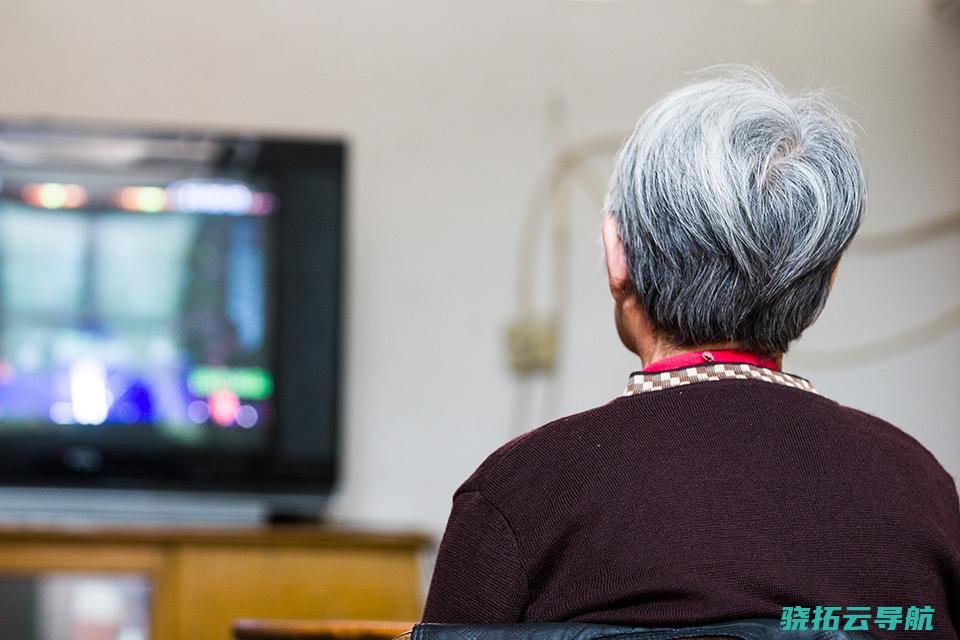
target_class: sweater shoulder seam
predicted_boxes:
[456,488,532,602]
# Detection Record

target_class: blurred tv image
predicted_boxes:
[0,192,273,440]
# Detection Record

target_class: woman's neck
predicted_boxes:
[640,340,782,371]
[618,299,783,371]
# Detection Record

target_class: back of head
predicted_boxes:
[604,66,867,355]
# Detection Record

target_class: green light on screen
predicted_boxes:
[137,187,167,213]
[188,367,273,400]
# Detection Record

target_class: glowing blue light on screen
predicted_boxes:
[168,180,255,215]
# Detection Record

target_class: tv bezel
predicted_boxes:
[0,119,346,498]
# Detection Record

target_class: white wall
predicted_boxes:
[0,0,957,537]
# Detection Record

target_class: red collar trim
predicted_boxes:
[641,349,780,373]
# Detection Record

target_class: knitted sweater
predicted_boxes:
[422,366,960,640]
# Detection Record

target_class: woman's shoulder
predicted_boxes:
[453,399,629,498]
[455,382,958,523]
[828,399,957,488]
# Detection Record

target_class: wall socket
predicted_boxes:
[505,316,558,375]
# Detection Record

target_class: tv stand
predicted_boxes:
[0,523,431,640]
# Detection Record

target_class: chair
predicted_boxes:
[410,620,877,640]
[233,619,877,640]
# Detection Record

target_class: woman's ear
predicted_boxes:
[602,215,632,301]
[829,261,840,293]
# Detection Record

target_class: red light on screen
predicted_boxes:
[0,360,13,384]
[208,389,240,426]
[22,183,88,209]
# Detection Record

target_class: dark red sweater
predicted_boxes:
[422,377,960,640]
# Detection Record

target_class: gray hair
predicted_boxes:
[604,67,866,355]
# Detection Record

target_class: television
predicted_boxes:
[0,121,344,519]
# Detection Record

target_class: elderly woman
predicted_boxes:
[421,70,960,635]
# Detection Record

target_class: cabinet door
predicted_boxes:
[174,545,423,640]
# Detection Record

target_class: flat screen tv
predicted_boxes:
[0,121,344,503]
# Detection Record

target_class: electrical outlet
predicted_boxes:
[505,316,558,375]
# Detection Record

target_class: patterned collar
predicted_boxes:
[623,362,818,396]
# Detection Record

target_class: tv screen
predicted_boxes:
[0,122,344,495]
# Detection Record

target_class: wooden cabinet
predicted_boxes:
[0,526,432,640]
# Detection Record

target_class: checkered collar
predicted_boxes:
[623,362,818,396]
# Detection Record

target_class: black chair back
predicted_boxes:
[411,619,877,640]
